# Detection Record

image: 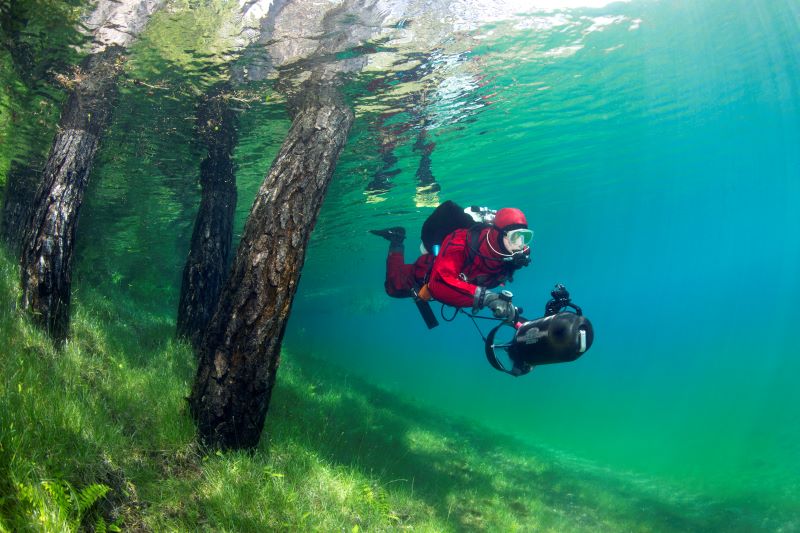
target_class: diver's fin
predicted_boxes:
[369,226,406,245]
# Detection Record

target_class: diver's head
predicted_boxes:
[495,207,532,251]
[486,207,532,267]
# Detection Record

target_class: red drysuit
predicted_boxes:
[383,226,517,308]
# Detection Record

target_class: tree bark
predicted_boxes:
[19,46,124,341]
[177,90,239,348]
[190,81,353,449]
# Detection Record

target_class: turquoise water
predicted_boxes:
[286,0,800,508]
[4,0,799,525]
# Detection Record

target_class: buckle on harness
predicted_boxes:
[417,283,433,302]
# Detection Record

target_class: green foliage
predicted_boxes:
[0,45,65,194]
[15,478,111,532]
[360,482,398,523]
[0,50,10,186]
[0,247,788,532]
[0,0,86,87]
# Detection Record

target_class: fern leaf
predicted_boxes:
[42,479,72,525]
[77,483,110,516]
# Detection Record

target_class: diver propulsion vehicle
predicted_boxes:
[416,282,594,376]
[483,285,594,376]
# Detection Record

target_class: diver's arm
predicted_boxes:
[427,230,478,308]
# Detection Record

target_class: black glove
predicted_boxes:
[473,288,517,322]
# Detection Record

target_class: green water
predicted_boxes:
[295,0,800,509]
[3,0,799,528]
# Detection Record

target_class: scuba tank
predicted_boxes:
[420,200,495,254]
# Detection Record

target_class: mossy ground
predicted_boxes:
[0,247,779,532]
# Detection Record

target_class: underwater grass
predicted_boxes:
[0,50,14,186]
[0,245,794,532]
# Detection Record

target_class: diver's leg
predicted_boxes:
[384,250,415,298]
[370,227,414,298]
[369,226,405,248]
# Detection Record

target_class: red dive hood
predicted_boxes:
[494,207,527,231]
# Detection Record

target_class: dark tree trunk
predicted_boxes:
[190,81,353,449]
[177,90,239,348]
[19,46,124,341]
[1,161,43,257]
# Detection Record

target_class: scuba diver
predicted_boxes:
[370,201,532,322]
[371,201,594,377]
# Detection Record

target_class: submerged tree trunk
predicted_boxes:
[19,46,124,340]
[177,90,239,348]
[16,0,164,340]
[190,81,353,449]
